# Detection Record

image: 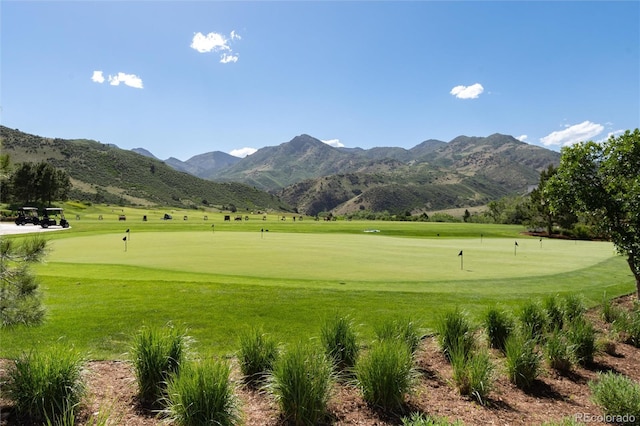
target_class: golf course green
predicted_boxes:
[1,208,635,359]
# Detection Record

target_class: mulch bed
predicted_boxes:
[1,296,638,425]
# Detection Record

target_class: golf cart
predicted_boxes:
[15,207,40,226]
[40,207,70,228]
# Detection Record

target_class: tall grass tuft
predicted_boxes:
[130,324,188,407]
[449,340,493,405]
[6,346,85,423]
[164,359,241,426]
[616,308,640,348]
[266,342,333,426]
[544,330,573,373]
[518,300,547,341]
[436,308,474,361]
[504,333,540,390]
[562,294,586,324]
[566,318,597,366]
[375,317,423,355]
[356,339,416,411]
[237,326,279,386]
[483,306,514,353]
[589,372,640,424]
[543,294,564,332]
[601,293,623,323]
[320,314,360,373]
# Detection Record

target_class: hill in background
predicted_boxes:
[0,126,286,211]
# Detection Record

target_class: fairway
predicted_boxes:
[2,219,635,359]
[46,231,616,288]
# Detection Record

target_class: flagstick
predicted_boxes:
[460,253,463,270]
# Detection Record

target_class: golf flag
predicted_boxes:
[515,241,518,246]
[458,250,463,256]
[514,240,518,256]
[458,250,463,270]
[126,229,130,233]
[123,236,127,241]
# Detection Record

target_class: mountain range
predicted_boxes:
[136,133,560,215]
[2,126,559,215]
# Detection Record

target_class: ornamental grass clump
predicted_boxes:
[164,359,241,426]
[374,317,423,355]
[544,330,573,373]
[131,324,188,407]
[483,306,514,353]
[449,339,493,405]
[355,339,416,411]
[566,317,597,366]
[543,294,564,332]
[601,293,623,324]
[518,300,547,341]
[237,326,279,386]
[505,333,541,390]
[436,308,474,362]
[266,342,333,426]
[562,293,586,324]
[320,314,359,373]
[589,372,640,424]
[6,346,85,424]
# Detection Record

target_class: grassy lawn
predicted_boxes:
[0,205,635,360]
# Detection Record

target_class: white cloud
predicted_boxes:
[191,32,230,53]
[540,121,604,147]
[220,53,239,64]
[108,72,144,89]
[321,139,344,148]
[230,147,257,158]
[450,83,484,99]
[191,30,241,64]
[91,70,105,83]
[516,135,528,142]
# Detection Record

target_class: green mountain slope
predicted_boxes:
[0,126,287,210]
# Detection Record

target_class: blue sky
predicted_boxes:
[2,1,638,160]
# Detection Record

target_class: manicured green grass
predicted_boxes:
[0,208,635,360]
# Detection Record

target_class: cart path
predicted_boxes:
[0,222,71,235]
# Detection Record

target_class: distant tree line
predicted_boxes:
[0,160,71,206]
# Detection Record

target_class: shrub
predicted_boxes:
[6,346,85,423]
[518,300,547,341]
[505,333,540,390]
[436,308,474,361]
[401,412,464,425]
[562,294,586,324]
[543,294,564,332]
[566,318,597,366]
[131,324,188,407]
[375,317,423,355]
[483,306,514,353]
[267,342,333,425]
[589,372,640,424]
[164,359,240,426]
[356,339,415,411]
[544,330,573,373]
[237,326,279,386]
[320,314,359,372]
[450,342,493,405]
